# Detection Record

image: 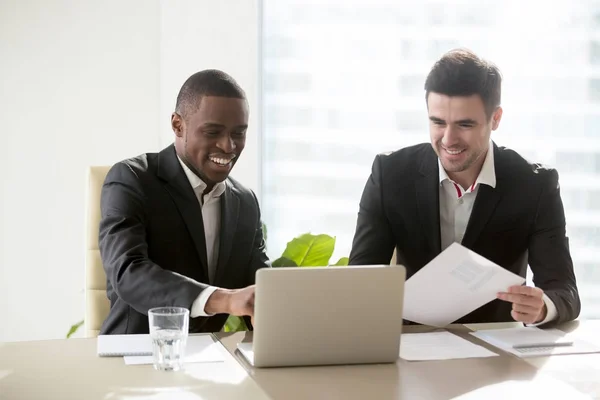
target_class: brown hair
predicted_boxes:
[424,48,502,119]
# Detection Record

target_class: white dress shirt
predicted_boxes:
[438,141,557,325]
[177,157,223,318]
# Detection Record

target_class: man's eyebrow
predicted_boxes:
[429,116,478,125]
[455,119,477,125]
[201,123,248,130]
[201,122,226,129]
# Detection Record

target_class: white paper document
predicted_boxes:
[400,331,498,361]
[97,334,152,357]
[124,335,226,365]
[471,327,600,358]
[402,242,525,327]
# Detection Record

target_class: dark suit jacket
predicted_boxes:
[349,142,580,325]
[98,144,270,334]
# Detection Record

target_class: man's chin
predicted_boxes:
[440,159,469,173]
[206,172,230,183]
[201,158,240,183]
[207,168,233,183]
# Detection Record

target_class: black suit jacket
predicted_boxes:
[349,142,580,325]
[98,145,270,334]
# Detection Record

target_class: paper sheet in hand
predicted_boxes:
[124,335,225,365]
[400,331,498,361]
[403,243,525,327]
[471,327,600,358]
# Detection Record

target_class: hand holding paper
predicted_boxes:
[402,243,525,326]
[497,285,547,324]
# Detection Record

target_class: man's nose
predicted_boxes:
[217,136,236,153]
[441,125,460,147]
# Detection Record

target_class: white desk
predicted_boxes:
[0,334,270,400]
[216,321,600,400]
[2,322,600,399]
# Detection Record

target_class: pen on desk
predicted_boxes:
[512,341,574,349]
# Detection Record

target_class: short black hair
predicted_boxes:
[175,69,246,118]
[424,48,502,119]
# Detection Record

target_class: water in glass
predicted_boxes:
[151,328,186,371]
[148,306,189,371]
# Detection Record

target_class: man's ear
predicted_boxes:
[171,112,184,137]
[491,106,503,131]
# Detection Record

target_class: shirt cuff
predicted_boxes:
[527,293,558,326]
[190,286,219,318]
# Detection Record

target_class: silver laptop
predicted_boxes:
[237,264,406,367]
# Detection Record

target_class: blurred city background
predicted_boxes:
[261,0,600,318]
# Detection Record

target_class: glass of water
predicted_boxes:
[148,307,189,371]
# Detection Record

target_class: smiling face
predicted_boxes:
[172,96,249,191]
[427,92,502,186]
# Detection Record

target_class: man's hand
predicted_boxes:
[204,285,255,318]
[497,285,547,324]
[227,285,255,318]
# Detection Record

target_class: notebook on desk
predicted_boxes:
[97,334,153,357]
[470,327,600,358]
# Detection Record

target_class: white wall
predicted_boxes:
[159,0,262,198]
[0,0,260,342]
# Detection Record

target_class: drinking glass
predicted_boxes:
[148,307,189,371]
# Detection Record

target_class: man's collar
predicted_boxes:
[438,140,496,189]
[177,156,227,197]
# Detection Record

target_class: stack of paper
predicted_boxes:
[470,327,600,358]
[97,334,226,365]
[402,243,525,327]
[400,331,498,361]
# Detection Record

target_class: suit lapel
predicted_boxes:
[415,149,442,255]
[461,145,503,248]
[461,185,501,248]
[157,145,209,278]
[214,183,239,286]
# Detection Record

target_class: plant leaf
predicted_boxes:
[272,257,297,268]
[66,320,84,339]
[224,316,248,332]
[331,257,349,266]
[261,223,267,242]
[281,233,336,267]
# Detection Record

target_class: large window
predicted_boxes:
[261,0,600,319]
